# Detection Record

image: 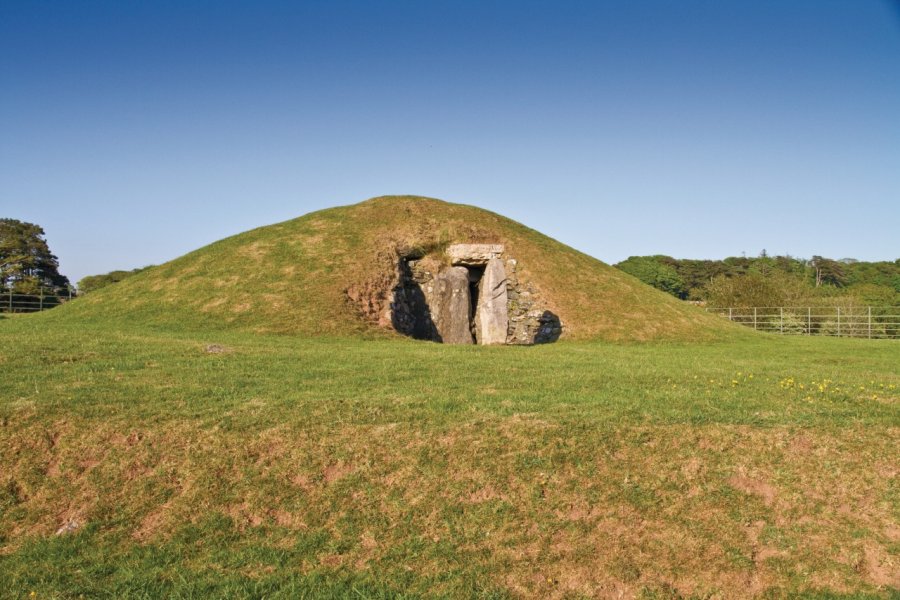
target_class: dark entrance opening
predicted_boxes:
[466,265,485,341]
[391,257,440,342]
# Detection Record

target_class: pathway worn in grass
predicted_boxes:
[1,317,898,598]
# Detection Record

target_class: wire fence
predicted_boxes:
[0,288,74,313]
[707,306,900,339]
[4,290,899,340]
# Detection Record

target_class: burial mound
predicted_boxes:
[53,196,735,342]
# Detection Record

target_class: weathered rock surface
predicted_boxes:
[430,266,473,344]
[390,259,438,340]
[505,259,562,344]
[55,519,81,536]
[447,244,504,266]
[385,247,561,345]
[475,258,508,345]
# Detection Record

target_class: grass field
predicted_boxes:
[1,315,898,598]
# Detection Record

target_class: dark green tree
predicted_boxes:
[614,253,897,302]
[810,256,846,288]
[842,259,900,291]
[615,255,687,299]
[0,219,71,294]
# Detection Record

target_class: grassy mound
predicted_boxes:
[49,196,737,341]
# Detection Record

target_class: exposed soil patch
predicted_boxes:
[238,241,272,260]
[861,542,899,587]
[468,485,505,503]
[728,473,778,506]
[134,501,173,541]
[323,462,353,484]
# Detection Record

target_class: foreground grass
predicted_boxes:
[1,318,898,598]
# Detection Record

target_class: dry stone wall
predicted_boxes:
[504,258,562,344]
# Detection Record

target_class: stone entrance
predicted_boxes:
[390,244,561,345]
[471,255,508,344]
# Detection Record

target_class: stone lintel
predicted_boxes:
[446,244,505,266]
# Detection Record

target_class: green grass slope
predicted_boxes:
[49,196,738,341]
[1,318,898,597]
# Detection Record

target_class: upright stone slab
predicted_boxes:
[430,266,473,344]
[475,258,509,345]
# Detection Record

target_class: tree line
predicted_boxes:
[0,218,71,295]
[614,253,900,308]
[1,218,154,299]
[5,216,897,310]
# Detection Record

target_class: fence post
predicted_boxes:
[753,307,757,330]
[39,288,44,311]
[868,306,871,339]
[807,307,811,335]
[728,307,732,321]
[7,290,11,312]
[837,307,841,337]
[780,307,784,334]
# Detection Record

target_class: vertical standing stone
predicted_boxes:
[430,266,473,344]
[475,258,509,345]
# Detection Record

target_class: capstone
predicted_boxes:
[447,244,504,266]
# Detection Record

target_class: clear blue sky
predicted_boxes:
[2,1,898,284]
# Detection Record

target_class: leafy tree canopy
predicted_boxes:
[615,252,900,306]
[616,256,687,299]
[0,219,70,294]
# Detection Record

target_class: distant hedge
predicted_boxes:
[615,254,900,307]
[77,266,153,294]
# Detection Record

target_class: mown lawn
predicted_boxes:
[0,316,897,598]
